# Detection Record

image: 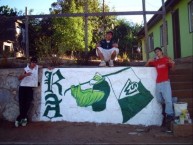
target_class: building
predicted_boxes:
[0,16,25,58]
[138,0,193,61]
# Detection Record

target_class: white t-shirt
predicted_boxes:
[20,65,38,87]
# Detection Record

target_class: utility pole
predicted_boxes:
[162,0,167,55]
[103,0,105,36]
[84,0,88,53]
[25,7,29,58]
[142,0,149,60]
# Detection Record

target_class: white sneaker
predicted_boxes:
[15,120,20,127]
[99,61,106,67]
[109,60,114,67]
[21,118,27,126]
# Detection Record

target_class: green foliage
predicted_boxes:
[48,0,85,53]
[27,0,142,62]
[0,5,17,16]
[113,20,142,60]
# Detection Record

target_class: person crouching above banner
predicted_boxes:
[96,31,119,67]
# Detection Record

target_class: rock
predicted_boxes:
[3,103,19,121]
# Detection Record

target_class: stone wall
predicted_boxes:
[0,68,43,122]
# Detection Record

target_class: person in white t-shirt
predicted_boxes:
[15,57,39,127]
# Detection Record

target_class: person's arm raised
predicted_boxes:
[145,58,154,66]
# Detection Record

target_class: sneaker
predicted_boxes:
[15,120,20,127]
[99,61,106,67]
[21,118,27,126]
[109,60,114,67]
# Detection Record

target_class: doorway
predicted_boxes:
[172,9,181,59]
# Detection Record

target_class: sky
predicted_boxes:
[0,0,166,24]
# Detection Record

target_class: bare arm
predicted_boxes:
[168,57,175,71]
[145,58,154,66]
[18,71,32,81]
[96,42,100,48]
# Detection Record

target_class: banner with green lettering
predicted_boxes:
[40,67,162,126]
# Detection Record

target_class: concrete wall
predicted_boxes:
[0,68,42,122]
[0,67,162,126]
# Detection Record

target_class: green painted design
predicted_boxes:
[44,69,65,95]
[71,85,104,107]
[92,80,110,111]
[64,67,131,95]
[118,81,153,123]
[43,69,65,119]
[49,67,153,123]
[103,67,131,77]
[92,73,105,84]
[43,93,63,119]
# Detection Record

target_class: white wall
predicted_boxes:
[40,67,162,126]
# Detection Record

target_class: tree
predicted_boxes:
[50,0,85,56]
[50,0,116,53]
[27,0,142,62]
[0,5,17,16]
[90,1,117,46]
[28,18,53,57]
[113,19,142,60]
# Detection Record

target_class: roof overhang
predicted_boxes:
[137,0,181,37]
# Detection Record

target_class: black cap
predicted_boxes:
[106,30,113,36]
[154,47,162,52]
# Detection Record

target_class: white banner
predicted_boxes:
[40,67,162,126]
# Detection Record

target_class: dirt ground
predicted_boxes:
[0,120,192,145]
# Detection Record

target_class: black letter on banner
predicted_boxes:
[43,93,62,119]
[44,69,65,95]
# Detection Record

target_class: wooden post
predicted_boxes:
[84,0,88,53]
[25,7,29,58]
[103,0,105,37]
[162,0,167,55]
[142,0,149,60]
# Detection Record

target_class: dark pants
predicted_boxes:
[16,86,33,121]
